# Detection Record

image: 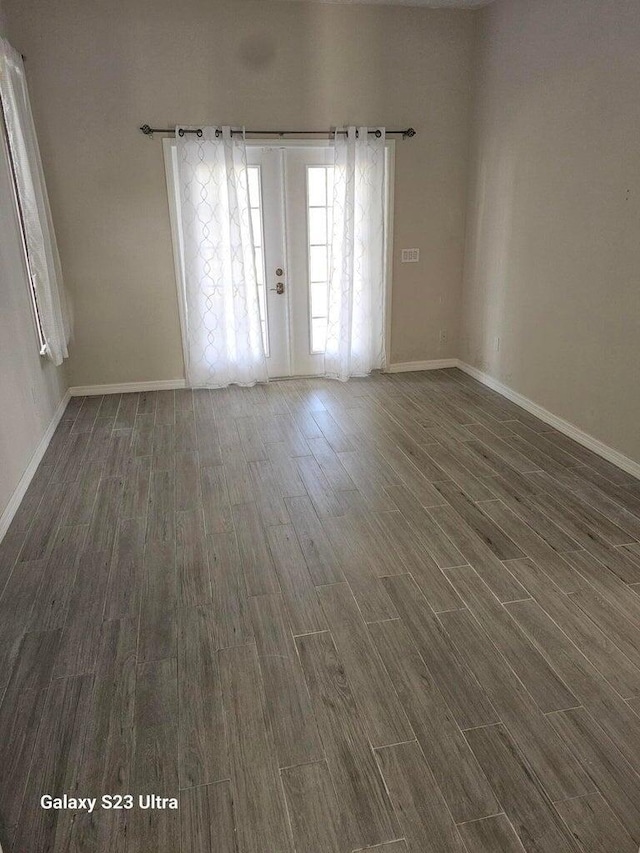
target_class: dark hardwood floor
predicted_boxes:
[2,367,640,852]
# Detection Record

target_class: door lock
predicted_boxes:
[270,282,285,295]
[275,267,284,276]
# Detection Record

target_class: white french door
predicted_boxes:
[165,138,392,382]
[246,145,337,377]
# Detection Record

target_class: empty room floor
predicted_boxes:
[2,368,640,852]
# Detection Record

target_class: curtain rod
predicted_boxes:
[139,124,416,139]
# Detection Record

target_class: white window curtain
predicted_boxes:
[174,126,267,388]
[325,126,386,380]
[0,37,71,366]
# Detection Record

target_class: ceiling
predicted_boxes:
[274,0,494,7]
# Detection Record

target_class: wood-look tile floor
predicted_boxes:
[2,368,640,852]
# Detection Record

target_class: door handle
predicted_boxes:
[270,282,285,295]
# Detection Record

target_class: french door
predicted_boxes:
[165,139,391,382]
[246,145,336,378]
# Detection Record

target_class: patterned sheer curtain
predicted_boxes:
[0,37,71,365]
[174,126,267,387]
[325,126,386,380]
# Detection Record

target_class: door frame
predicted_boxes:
[163,136,396,382]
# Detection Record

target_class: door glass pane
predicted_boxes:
[308,207,327,245]
[325,167,335,206]
[247,166,269,356]
[248,168,260,207]
[306,165,333,354]
[311,317,327,354]
[311,282,328,318]
[251,209,262,245]
[307,167,327,206]
[309,245,327,283]
[254,246,264,285]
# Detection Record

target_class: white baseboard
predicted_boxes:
[69,379,187,396]
[457,361,640,480]
[387,359,458,373]
[0,390,71,544]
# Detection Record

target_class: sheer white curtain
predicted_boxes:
[0,37,71,365]
[174,126,267,387]
[325,126,386,380]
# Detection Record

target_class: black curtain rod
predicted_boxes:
[140,124,416,139]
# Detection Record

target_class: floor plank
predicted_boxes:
[546,706,640,843]
[297,454,349,517]
[281,761,350,853]
[428,503,529,602]
[387,484,467,568]
[505,596,640,764]
[177,508,212,606]
[267,523,327,635]
[456,814,526,853]
[206,531,253,650]
[316,582,414,748]
[12,674,94,853]
[438,608,592,801]
[180,780,239,853]
[431,486,524,561]
[219,643,294,853]
[249,592,323,767]
[249,459,291,526]
[199,463,233,534]
[464,723,582,853]
[382,573,499,730]
[372,508,464,611]
[369,617,498,823]
[177,605,228,787]
[285,494,344,585]
[296,630,400,849]
[139,539,177,663]
[554,792,637,853]
[53,546,113,678]
[375,740,465,853]
[103,516,146,620]
[324,514,400,623]
[445,565,578,713]
[69,618,137,853]
[504,557,640,700]
[232,501,280,596]
[478,499,584,593]
[129,658,180,852]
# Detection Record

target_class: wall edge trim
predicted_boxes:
[68,379,187,396]
[457,361,640,480]
[386,359,459,373]
[0,389,71,544]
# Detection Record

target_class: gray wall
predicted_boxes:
[462,0,640,464]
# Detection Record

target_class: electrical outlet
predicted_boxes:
[494,336,501,352]
[401,248,419,263]
[439,330,448,344]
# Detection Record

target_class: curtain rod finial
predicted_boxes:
[140,125,153,136]
[403,127,416,138]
